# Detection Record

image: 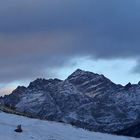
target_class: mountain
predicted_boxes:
[0,112,137,140]
[114,123,140,138]
[1,69,140,137]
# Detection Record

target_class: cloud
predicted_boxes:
[0,0,140,84]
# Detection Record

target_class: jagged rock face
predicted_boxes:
[114,123,140,138]
[3,86,27,106]
[1,69,140,136]
[67,69,122,97]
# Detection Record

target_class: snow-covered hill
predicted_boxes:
[0,112,137,140]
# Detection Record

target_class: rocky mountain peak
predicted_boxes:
[2,69,140,138]
[124,82,132,90]
[12,86,26,94]
[71,68,85,74]
[28,78,62,90]
[67,69,101,81]
[67,69,114,94]
[70,69,96,76]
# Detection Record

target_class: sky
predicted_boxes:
[1,0,140,95]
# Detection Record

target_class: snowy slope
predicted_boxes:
[0,112,137,140]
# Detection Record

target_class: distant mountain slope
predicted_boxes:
[114,123,140,138]
[0,112,137,140]
[1,69,140,137]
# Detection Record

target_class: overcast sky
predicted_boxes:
[1,0,140,95]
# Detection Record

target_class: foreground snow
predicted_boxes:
[0,112,138,140]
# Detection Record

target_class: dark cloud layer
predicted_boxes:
[0,0,140,83]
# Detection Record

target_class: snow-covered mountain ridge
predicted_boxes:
[1,69,140,137]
